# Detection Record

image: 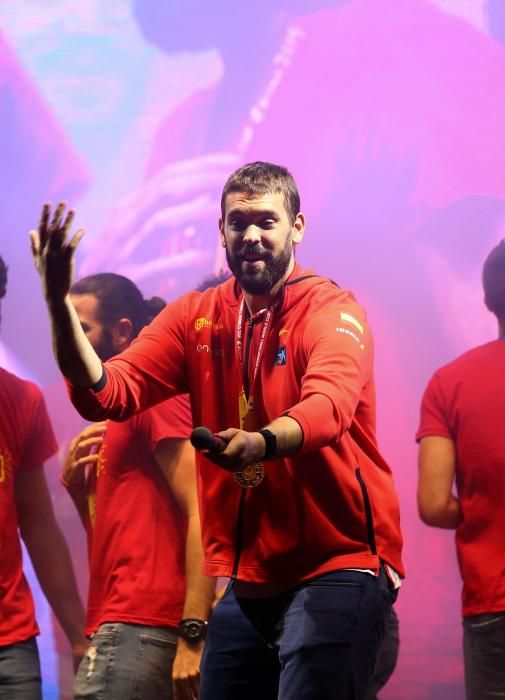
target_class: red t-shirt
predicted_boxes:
[0,368,58,644]
[85,394,192,636]
[417,340,505,617]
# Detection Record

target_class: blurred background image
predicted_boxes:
[2,1,505,697]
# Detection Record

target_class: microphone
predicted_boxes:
[190,426,226,453]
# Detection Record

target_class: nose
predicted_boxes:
[243,225,262,245]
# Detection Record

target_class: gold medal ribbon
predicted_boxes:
[234,298,275,487]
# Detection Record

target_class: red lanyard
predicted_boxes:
[235,298,274,400]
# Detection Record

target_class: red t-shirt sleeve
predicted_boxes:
[20,383,58,470]
[143,394,193,452]
[416,371,453,442]
[287,300,373,452]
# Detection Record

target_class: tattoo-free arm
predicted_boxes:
[155,438,215,700]
[47,296,103,388]
[30,202,103,388]
[263,414,303,456]
[417,435,461,529]
[15,466,87,664]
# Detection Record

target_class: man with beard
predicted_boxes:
[61,272,215,700]
[31,161,404,700]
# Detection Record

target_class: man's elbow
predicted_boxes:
[74,401,128,423]
[418,503,443,527]
[417,497,459,529]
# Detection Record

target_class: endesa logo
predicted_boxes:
[197,344,224,358]
[194,317,224,332]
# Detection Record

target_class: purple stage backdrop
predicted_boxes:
[1,1,505,698]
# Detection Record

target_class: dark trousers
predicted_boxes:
[200,569,396,700]
[463,611,505,699]
[365,606,400,700]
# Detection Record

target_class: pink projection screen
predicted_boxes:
[2,1,505,698]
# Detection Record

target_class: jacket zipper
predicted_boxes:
[355,468,377,555]
[231,317,255,579]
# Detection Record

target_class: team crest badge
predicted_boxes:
[274,346,287,366]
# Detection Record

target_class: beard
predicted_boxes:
[94,328,118,362]
[226,235,293,295]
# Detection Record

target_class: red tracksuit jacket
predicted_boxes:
[68,266,404,583]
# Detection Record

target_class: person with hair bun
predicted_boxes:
[69,273,167,361]
[63,272,215,700]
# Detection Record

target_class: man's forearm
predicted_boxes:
[62,484,89,529]
[182,514,216,620]
[24,519,85,645]
[47,296,103,387]
[261,415,303,458]
[32,202,100,388]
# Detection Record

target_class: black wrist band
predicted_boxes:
[91,366,107,393]
[258,428,277,460]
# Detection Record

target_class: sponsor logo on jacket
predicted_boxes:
[194,317,224,332]
[197,344,224,358]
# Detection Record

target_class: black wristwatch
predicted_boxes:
[258,428,277,460]
[178,618,208,643]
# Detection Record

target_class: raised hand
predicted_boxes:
[30,202,84,304]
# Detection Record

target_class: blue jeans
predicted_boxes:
[73,622,178,700]
[0,637,42,700]
[201,569,396,700]
[463,611,505,699]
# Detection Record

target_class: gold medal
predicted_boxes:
[233,462,265,488]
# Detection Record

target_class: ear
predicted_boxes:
[112,317,133,352]
[292,212,305,245]
[219,218,226,248]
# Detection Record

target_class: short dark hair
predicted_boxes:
[220,161,301,225]
[71,273,165,339]
[483,239,505,321]
[0,256,7,300]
